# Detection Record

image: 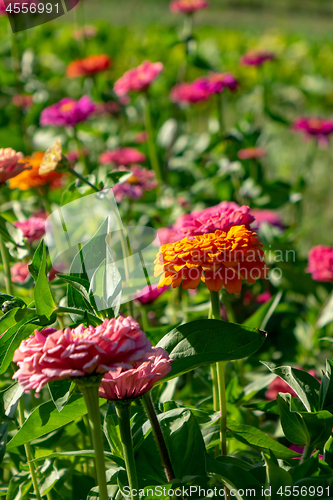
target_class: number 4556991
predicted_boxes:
[277,486,330,497]
[6,3,59,13]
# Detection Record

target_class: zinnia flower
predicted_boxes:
[134,284,169,304]
[12,94,34,109]
[237,147,267,160]
[293,117,333,148]
[195,73,239,94]
[170,81,211,105]
[251,209,285,230]
[0,148,30,184]
[306,245,333,282]
[99,147,146,166]
[240,50,276,67]
[256,291,272,303]
[169,0,209,14]
[156,227,183,246]
[114,61,163,96]
[14,216,46,243]
[11,263,30,283]
[154,225,267,293]
[112,165,157,202]
[66,54,111,78]
[12,316,153,393]
[9,152,62,191]
[40,96,96,128]
[174,201,255,237]
[99,347,171,401]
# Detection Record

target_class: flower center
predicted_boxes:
[60,102,76,113]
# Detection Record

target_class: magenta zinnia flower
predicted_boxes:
[293,117,333,148]
[99,147,146,167]
[99,347,172,401]
[14,216,46,243]
[240,50,276,67]
[12,317,152,393]
[170,81,211,105]
[0,148,30,184]
[112,165,157,202]
[134,284,169,304]
[306,245,333,282]
[250,209,285,230]
[196,73,239,94]
[156,227,183,246]
[170,0,209,14]
[114,61,163,96]
[40,96,96,128]
[174,201,255,237]
[11,263,30,283]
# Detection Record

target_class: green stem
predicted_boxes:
[210,291,228,457]
[115,402,139,500]
[210,364,219,412]
[69,167,99,192]
[0,234,14,295]
[301,443,314,464]
[142,94,163,186]
[18,398,42,500]
[217,93,224,139]
[141,392,175,482]
[78,384,109,500]
[140,305,149,331]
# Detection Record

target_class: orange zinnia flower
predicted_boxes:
[66,54,112,78]
[9,152,62,191]
[154,225,267,293]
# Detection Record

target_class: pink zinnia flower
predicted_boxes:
[99,347,172,401]
[13,316,153,393]
[174,201,255,237]
[0,148,30,184]
[40,96,96,128]
[195,73,239,94]
[12,94,34,109]
[170,81,211,105]
[289,444,323,460]
[293,117,333,148]
[99,147,146,167]
[237,147,267,160]
[135,131,149,144]
[240,50,276,67]
[11,262,30,283]
[256,291,272,304]
[14,216,46,243]
[156,227,183,246]
[251,209,285,230]
[306,245,333,282]
[114,61,163,96]
[170,0,209,14]
[112,165,157,202]
[134,284,169,304]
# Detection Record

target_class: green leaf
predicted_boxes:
[48,380,74,412]
[157,319,267,382]
[29,450,125,468]
[324,436,333,468]
[0,307,32,337]
[300,411,333,448]
[6,394,105,450]
[206,454,262,495]
[277,393,309,445]
[319,360,333,412]
[28,240,44,282]
[0,318,39,375]
[243,292,282,330]
[227,420,300,459]
[33,241,56,325]
[107,170,132,185]
[289,452,319,484]
[316,291,333,329]
[264,454,292,500]
[261,362,320,412]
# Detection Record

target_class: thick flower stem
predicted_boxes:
[141,392,175,482]
[142,94,163,187]
[301,443,314,464]
[79,385,109,500]
[115,402,139,500]
[18,397,42,500]
[0,234,14,296]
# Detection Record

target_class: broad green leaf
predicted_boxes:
[277,394,309,445]
[325,436,333,468]
[264,454,292,500]
[56,275,91,303]
[0,320,39,375]
[48,380,74,412]
[28,240,44,282]
[29,450,125,468]
[0,307,32,337]
[205,454,261,497]
[300,411,333,448]
[261,362,320,412]
[33,241,56,325]
[319,360,333,412]
[7,394,105,450]
[316,291,333,329]
[289,452,319,484]
[157,319,267,382]
[227,420,300,459]
[243,292,282,330]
